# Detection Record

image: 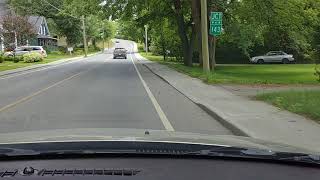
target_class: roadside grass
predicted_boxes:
[0,51,100,72]
[140,52,320,85]
[256,90,320,122]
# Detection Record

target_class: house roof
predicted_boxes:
[27,16,44,30]
[0,0,9,17]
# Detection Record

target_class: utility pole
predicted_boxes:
[14,31,18,49]
[81,15,88,57]
[200,0,210,73]
[144,25,148,53]
[102,25,105,53]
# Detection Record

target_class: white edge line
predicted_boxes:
[129,52,175,132]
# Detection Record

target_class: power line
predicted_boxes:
[40,0,79,19]
[40,0,87,56]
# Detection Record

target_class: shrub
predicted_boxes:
[13,56,23,63]
[315,66,320,82]
[57,46,67,53]
[74,49,84,56]
[0,55,4,63]
[23,52,44,63]
[4,56,14,61]
[88,46,100,52]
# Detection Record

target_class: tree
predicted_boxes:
[0,15,36,49]
[8,0,107,47]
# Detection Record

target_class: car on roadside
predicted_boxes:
[4,46,47,58]
[250,51,295,64]
[113,48,127,59]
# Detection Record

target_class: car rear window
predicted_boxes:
[32,47,42,50]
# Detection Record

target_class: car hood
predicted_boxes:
[0,128,317,155]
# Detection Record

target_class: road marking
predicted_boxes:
[129,53,175,131]
[0,68,92,113]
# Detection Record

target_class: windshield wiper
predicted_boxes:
[185,147,320,165]
[0,148,40,157]
[1,145,319,166]
[278,154,320,165]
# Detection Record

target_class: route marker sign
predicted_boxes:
[210,12,223,36]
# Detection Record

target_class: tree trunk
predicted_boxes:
[208,4,218,69]
[173,0,192,66]
[209,36,217,69]
[192,0,202,66]
[92,39,97,48]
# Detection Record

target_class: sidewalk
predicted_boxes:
[134,53,320,152]
[0,52,101,77]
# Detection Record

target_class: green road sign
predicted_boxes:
[210,12,223,36]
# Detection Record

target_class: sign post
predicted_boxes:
[210,12,223,70]
[67,47,73,56]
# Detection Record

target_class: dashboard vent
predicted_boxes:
[38,169,140,176]
[0,170,18,177]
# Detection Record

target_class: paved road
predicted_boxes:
[0,40,231,135]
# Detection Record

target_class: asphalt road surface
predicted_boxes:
[0,40,231,135]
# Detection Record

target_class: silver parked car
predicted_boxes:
[250,51,295,64]
[5,46,47,58]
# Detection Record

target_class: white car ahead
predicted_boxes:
[250,51,295,64]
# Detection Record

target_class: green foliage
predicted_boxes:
[23,53,44,63]
[315,66,320,82]
[13,56,23,63]
[3,56,14,62]
[8,0,114,48]
[117,20,144,42]
[0,55,4,63]
[73,49,84,56]
[149,18,183,60]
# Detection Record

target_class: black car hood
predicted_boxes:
[0,128,317,155]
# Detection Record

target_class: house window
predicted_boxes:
[42,25,46,35]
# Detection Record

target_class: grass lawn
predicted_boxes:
[256,90,320,122]
[0,54,78,72]
[140,52,320,85]
[0,51,101,72]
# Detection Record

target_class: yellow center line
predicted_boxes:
[0,66,97,113]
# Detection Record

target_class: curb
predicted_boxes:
[0,52,101,77]
[134,53,249,137]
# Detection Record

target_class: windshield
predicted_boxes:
[0,0,320,157]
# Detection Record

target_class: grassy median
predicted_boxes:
[256,90,320,122]
[140,52,319,85]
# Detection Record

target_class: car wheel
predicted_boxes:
[257,59,264,64]
[282,58,289,64]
